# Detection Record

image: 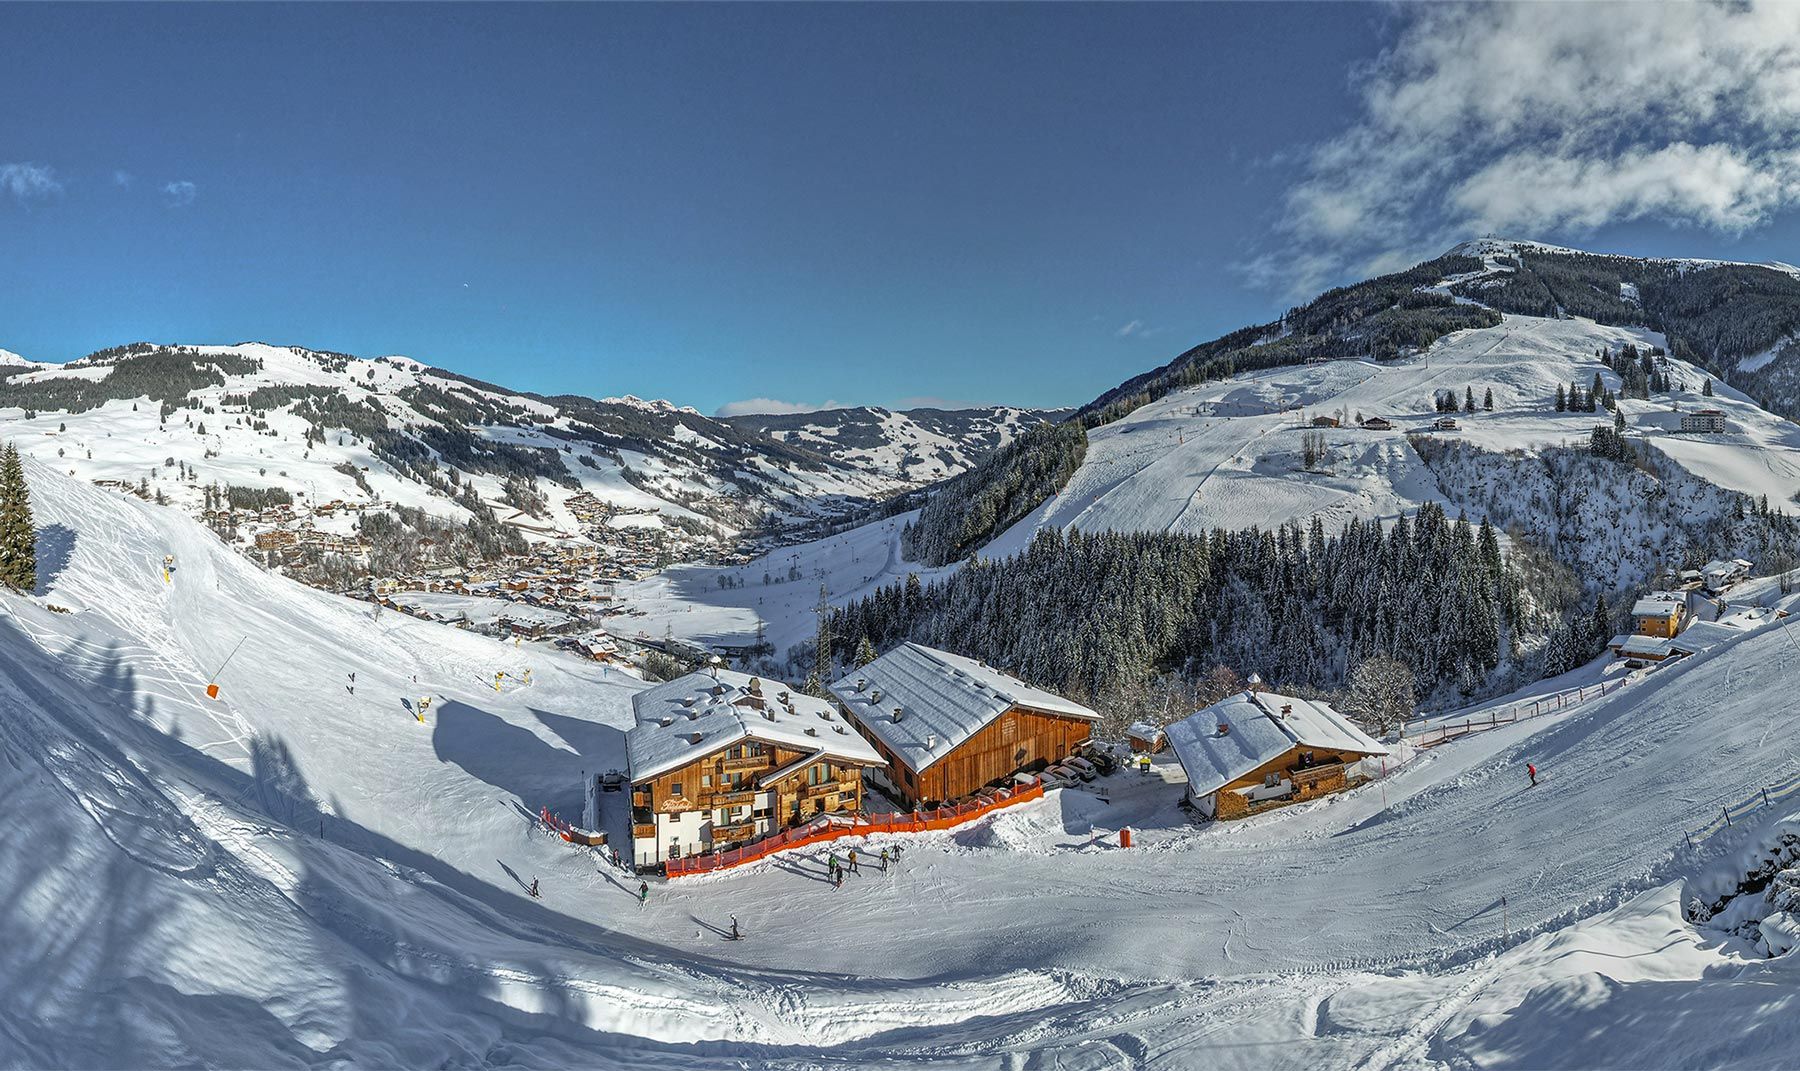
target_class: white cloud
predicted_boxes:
[1115,319,1146,338]
[1255,1,1800,297]
[162,180,197,207]
[113,170,134,188]
[0,162,61,204]
[714,397,850,418]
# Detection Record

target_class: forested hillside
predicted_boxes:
[848,504,1531,726]
[1451,248,1800,370]
[900,421,1086,567]
[1078,254,1503,428]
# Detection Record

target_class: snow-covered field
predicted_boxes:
[613,509,956,655]
[6,457,1800,1066]
[990,314,1800,555]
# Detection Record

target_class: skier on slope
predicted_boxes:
[848,849,859,874]
[1527,762,1538,787]
[529,877,539,898]
[729,913,740,941]
[637,881,649,907]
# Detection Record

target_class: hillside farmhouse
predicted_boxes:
[627,670,883,869]
[830,643,1099,808]
[1166,690,1387,820]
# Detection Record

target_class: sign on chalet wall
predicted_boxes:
[658,796,696,815]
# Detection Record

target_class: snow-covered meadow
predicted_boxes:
[6,457,1800,1066]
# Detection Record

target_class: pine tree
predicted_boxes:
[1464,386,1476,412]
[1482,387,1494,411]
[0,443,36,592]
[855,635,878,667]
[1555,384,1567,412]
[1703,379,1714,397]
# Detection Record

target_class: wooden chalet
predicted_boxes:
[1166,689,1386,820]
[626,670,883,869]
[830,643,1099,808]
[1310,415,1341,428]
[1360,416,1395,431]
[1126,721,1167,754]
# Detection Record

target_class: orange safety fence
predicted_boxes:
[665,781,1046,878]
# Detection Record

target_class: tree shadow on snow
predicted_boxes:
[33,522,75,596]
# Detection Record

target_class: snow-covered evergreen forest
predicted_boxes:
[842,503,1526,730]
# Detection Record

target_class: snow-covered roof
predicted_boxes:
[1617,635,1675,658]
[1126,721,1164,742]
[1702,558,1753,577]
[627,669,882,784]
[1166,690,1386,800]
[1632,593,1685,617]
[828,642,1098,773]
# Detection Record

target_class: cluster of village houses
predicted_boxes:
[1606,557,1758,664]
[618,641,1390,870]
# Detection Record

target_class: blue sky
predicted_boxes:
[6,4,1800,416]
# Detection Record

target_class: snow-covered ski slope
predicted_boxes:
[989,314,1800,555]
[7,457,1800,1066]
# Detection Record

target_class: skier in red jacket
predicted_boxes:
[1527,763,1538,787]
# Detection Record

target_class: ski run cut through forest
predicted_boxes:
[10,238,1800,1068]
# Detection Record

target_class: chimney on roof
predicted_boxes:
[688,731,703,744]
[855,678,866,692]
[659,716,674,727]
[805,727,818,737]
[749,677,763,697]
[871,689,882,704]
[1217,721,1230,736]
[1280,704,1293,718]
[926,733,938,749]
[892,706,904,723]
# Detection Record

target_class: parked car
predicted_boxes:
[1076,746,1117,774]
[1011,772,1040,789]
[1062,757,1099,781]
[1041,764,1076,787]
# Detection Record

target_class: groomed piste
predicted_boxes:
[4,456,1800,1068]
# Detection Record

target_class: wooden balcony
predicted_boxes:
[631,823,657,840]
[720,754,767,772]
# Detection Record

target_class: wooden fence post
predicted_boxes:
[1724,806,1733,827]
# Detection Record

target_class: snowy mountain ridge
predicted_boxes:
[1448,236,1800,281]
[0,339,1049,553]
